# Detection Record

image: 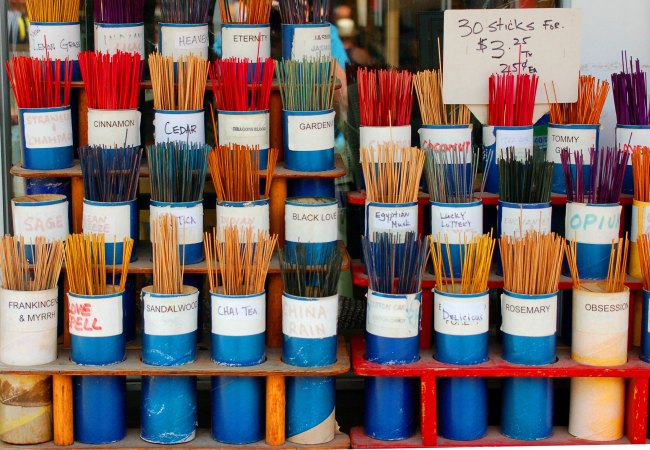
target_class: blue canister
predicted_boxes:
[281,23,331,60]
[94,22,145,57]
[434,288,489,440]
[430,200,483,278]
[141,376,198,444]
[29,22,81,79]
[158,23,209,61]
[82,199,139,265]
[546,124,599,194]
[19,106,74,169]
[616,124,650,194]
[501,290,558,440]
[221,24,271,61]
[153,109,205,146]
[285,197,338,265]
[150,200,204,264]
[216,199,269,241]
[217,110,270,169]
[564,202,621,280]
[211,377,264,444]
[364,376,417,441]
[642,290,650,363]
[283,109,335,172]
[288,179,335,198]
[483,125,534,194]
[74,376,126,444]
[286,376,336,444]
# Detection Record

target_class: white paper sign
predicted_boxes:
[500,293,557,337]
[495,128,534,161]
[500,204,551,237]
[29,22,81,60]
[211,294,265,336]
[83,202,132,240]
[154,111,205,146]
[282,294,338,338]
[68,294,123,338]
[546,126,598,164]
[12,201,69,242]
[287,111,335,151]
[216,202,269,241]
[565,203,621,245]
[431,203,482,244]
[419,126,472,152]
[218,112,269,149]
[573,290,629,334]
[366,203,418,241]
[631,202,650,242]
[221,25,271,60]
[360,126,411,156]
[143,293,199,336]
[22,109,73,149]
[0,289,58,332]
[285,203,338,243]
[434,292,488,336]
[160,24,209,60]
[94,23,145,57]
[150,203,203,245]
[616,126,650,166]
[366,291,421,338]
[87,109,141,147]
[443,9,581,105]
[290,25,332,60]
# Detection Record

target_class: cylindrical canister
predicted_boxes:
[218,110,270,168]
[418,124,472,151]
[221,24,271,60]
[19,106,73,170]
[483,125,534,194]
[629,199,650,278]
[87,108,141,148]
[211,376,264,444]
[430,200,483,278]
[546,124,599,194]
[141,376,197,444]
[501,290,558,440]
[94,22,145,57]
[285,197,338,265]
[641,290,650,362]
[0,375,52,444]
[434,288,489,440]
[74,376,126,444]
[0,288,58,366]
[616,124,650,194]
[283,109,335,171]
[150,200,204,264]
[153,109,205,146]
[288,179,335,198]
[565,202,621,280]
[365,201,418,241]
[29,22,81,79]
[281,23,331,60]
[158,23,209,60]
[286,376,336,444]
[83,199,138,265]
[365,376,416,441]
[360,125,412,155]
[498,201,552,238]
[215,199,269,242]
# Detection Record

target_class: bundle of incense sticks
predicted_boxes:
[637,233,650,290]
[361,232,430,295]
[160,0,210,24]
[414,69,470,125]
[151,214,184,294]
[218,0,272,24]
[279,243,342,298]
[209,58,275,111]
[79,51,142,109]
[0,236,64,291]
[546,75,609,125]
[361,144,425,203]
[276,58,336,111]
[208,144,278,202]
[633,146,650,202]
[147,142,209,203]
[500,231,564,295]
[498,148,553,203]
[26,0,80,22]
[357,67,413,126]
[204,226,278,295]
[488,72,538,126]
[148,53,209,111]
[425,146,487,203]
[64,234,134,295]
[430,232,495,294]
[566,234,629,292]
[560,147,628,204]
[5,55,72,108]
[611,53,649,126]
[280,0,330,24]
[79,146,143,202]
[94,0,144,23]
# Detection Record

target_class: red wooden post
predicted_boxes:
[420,289,433,349]
[420,375,437,447]
[625,377,649,444]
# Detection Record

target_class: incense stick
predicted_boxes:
[80,146,143,202]
[561,147,628,204]
[150,214,184,294]
[632,146,650,202]
[5,55,73,108]
[147,142,210,203]
[148,52,209,111]
[79,51,142,109]
[210,58,275,111]
[498,148,553,203]
[26,0,80,22]
[218,0,272,24]
[488,72,538,126]
[279,243,342,298]
[280,0,330,24]
[414,69,470,125]
[546,75,609,125]
[276,58,336,111]
[357,67,413,126]
[425,145,486,203]
[0,236,64,291]
[566,235,629,293]
[611,53,649,126]
[94,0,144,23]
[637,233,650,290]
[160,0,210,24]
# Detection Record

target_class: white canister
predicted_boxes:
[281,23,331,61]
[94,22,145,57]
[218,110,269,151]
[29,22,81,61]
[360,125,411,158]
[498,201,552,238]
[158,23,209,60]
[87,108,141,147]
[154,109,205,146]
[216,199,269,242]
[221,24,271,60]
[418,124,472,153]
[12,194,69,246]
[365,201,418,242]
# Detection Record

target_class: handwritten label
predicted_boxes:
[216,202,269,241]
[431,204,482,244]
[29,22,81,60]
[211,293,265,336]
[82,202,132,240]
[616,127,650,166]
[87,109,141,147]
[419,127,472,154]
[150,203,203,245]
[12,201,69,242]
[366,291,420,338]
[287,111,335,151]
[143,293,199,336]
[573,290,629,335]
[434,292,488,336]
[546,126,597,164]
[0,289,58,332]
[22,108,73,149]
[154,111,205,146]
[631,201,650,242]
[443,9,581,105]
[366,203,418,241]
[222,25,271,60]
[160,24,209,60]
[94,23,145,57]
[290,26,332,60]
[500,204,551,237]
[282,294,338,338]
[565,203,621,245]
[218,112,269,149]
[68,294,122,337]
[501,293,557,337]
[285,203,338,243]
[360,126,411,158]
[495,128,534,160]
